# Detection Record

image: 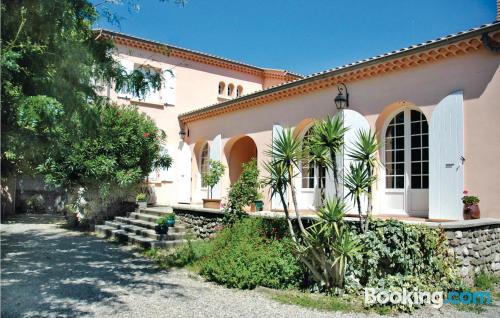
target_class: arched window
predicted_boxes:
[236,85,243,97]
[218,82,225,95]
[200,143,210,187]
[227,84,234,96]
[301,129,326,189]
[385,109,428,189]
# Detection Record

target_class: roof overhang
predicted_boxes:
[179,22,500,124]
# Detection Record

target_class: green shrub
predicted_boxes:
[347,219,460,312]
[199,218,305,289]
[144,240,213,269]
[136,193,146,201]
[223,158,261,225]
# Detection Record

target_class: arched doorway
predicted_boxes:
[227,136,257,184]
[382,107,429,215]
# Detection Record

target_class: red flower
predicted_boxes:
[143,132,150,138]
[463,190,469,195]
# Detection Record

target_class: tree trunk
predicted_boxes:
[288,166,306,234]
[356,195,365,233]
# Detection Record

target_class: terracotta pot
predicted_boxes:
[249,203,256,212]
[463,203,480,220]
[203,198,221,209]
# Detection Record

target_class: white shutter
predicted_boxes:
[271,124,288,210]
[429,91,464,220]
[177,142,192,203]
[342,110,370,212]
[159,145,175,182]
[117,59,134,99]
[209,134,222,199]
[163,69,176,106]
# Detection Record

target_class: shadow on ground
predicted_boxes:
[1,214,181,317]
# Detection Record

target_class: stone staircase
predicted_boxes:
[95,206,188,249]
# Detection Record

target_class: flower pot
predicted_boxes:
[203,198,221,209]
[167,219,175,227]
[255,200,264,212]
[249,203,256,212]
[137,201,147,209]
[463,203,480,220]
[154,224,168,234]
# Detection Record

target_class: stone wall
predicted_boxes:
[172,206,500,281]
[442,221,500,281]
[172,205,225,239]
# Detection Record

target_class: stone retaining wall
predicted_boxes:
[172,205,225,239]
[443,223,500,280]
[172,206,500,280]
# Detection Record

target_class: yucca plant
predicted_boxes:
[344,161,375,232]
[332,230,363,288]
[307,114,348,199]
[264,128,306,233]
[347,129,381,218]
[303,141,331,207]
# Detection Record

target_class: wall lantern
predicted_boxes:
[334,83,349,110]
[179,129,187,140]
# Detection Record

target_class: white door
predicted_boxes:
[383,108,429,216]
[429,91,464,220]
[209,134,222,199]
[177,142,192,203]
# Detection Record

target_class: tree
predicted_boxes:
[263,129,362,291]
[347,129,381,223]
[202,160,225,199]
[1,0,175,218]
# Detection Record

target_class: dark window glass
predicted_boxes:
[422,148,429,161]
[395,163,404,175]
[411,149,421,161]
[412,162,421,174]
[422,176,429,188]
[422,161,429,174]
[422,121,428,133]
[395,137,405,149]
[411,110,421,122]
[411,135,421,148]
[411,122,421,134]
[411,176,421,189]
[386,176,394,188]
[422,134,428,147]
[395,112,404,123]
[395,176,404,188]
[395,124,404,136]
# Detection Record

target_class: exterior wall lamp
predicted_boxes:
[334,82,349,110]
[179,128,187,140]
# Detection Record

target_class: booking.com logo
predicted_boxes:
[365,288,491,308]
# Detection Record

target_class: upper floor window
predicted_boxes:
[236,85,243,97]
[227,84,234,96]
[218,82,225,95]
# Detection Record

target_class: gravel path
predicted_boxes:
[1,214,499,318]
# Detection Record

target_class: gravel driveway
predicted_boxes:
[1,214,498,318]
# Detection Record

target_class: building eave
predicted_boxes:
[179,22,500,124]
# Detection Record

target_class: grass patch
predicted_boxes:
[455,271,499,314]
[262,289,365,313]
[142,239,212,271]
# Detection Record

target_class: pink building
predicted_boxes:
[101,19,500,220]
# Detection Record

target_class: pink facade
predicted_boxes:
[104,23,500,220]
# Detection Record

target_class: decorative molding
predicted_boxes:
[179,34,495,124]
[104,33,301,82]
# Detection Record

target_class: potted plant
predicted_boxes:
[254,193,264,212]
[462,191,480,219]
[155,216,168,234]
[202,160,226,209]
[136,193,147,209]
[166,213,175,227]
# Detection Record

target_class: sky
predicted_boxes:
[94,0,497,75]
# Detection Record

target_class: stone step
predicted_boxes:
[129,212,163,223]
[140,207,174,216]
[95,225,187,249]
[115,216,186,233]
[104,221,186,241]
